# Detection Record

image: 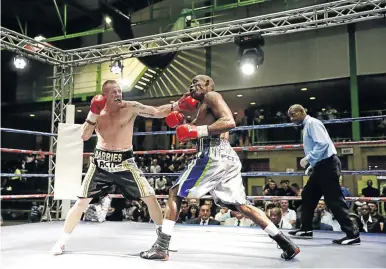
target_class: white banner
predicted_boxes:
[54,123,83,200]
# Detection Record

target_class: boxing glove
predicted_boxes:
[87,95,107,124]
[172,95,199,112]
[176,124,208,142]
[165,111,185,128]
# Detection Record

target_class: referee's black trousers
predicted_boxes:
[300,155,358,236]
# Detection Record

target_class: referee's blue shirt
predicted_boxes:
[302,115,337,167]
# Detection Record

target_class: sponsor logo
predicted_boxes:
[94,150,123,162]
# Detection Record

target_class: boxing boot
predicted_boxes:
[140,227,171,260]
[270,232,300,260]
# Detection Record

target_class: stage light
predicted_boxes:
[13,55,27,69]
[105,16,112,24]
[119,79,130,87]
[110,59,123,74]
[235,34,264,75]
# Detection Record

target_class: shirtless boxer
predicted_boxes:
[140,75,300,261]
[51,80,198,255]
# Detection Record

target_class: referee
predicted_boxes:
[287,104,360,245]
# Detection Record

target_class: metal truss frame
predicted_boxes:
[1,0,385,220]
[42,64,74,221]
[1,0,385,67]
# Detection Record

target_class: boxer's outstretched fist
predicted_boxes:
[173,93,199,112]
[87,95,106,124]
[166,111,184,128]
[176,124,208,142]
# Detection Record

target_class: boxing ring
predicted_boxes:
[2,0,386,267]
[1,116,386,268]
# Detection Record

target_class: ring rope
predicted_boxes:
[1,193,386,202]
[1,140,385,157]
[1,115,385,137]
[2,170,385,178]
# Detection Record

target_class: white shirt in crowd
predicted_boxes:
[200,218,209,225]
[361,215,374,233]
[278,218,293,229]
[225,217,254,227]
[150,164,161,174]
[281,209,296,228]
[155,177,167,190]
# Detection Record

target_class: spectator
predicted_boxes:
[215,207,230,222]
[264,180,278,196]
[188,198,199,207]
[150,159,161,174]
[155,176,168,194]
[203,199,216,217]
[290,183,302,211]
[178,201,189,223]
[224,211,254,227]
[360,204,382,233]
[317,200,334,228]
[29,202,42,223]
[268,207,292,229]
[339,178,352,208]
[362,180,380,197]
[186,204,199,221]
[368,202,384,232]
[263,178,274,191]
[277,180,296,197]
[187,205,220,225]
[280,200,296,228]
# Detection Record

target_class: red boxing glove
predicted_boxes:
[173,95,199,112]
[87,95,106,124]
[176,124,209,142]
[166,111,184,128]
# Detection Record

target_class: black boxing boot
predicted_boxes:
[140,227,171,261]
[270,232,300,260]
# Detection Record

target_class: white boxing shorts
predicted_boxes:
[174,138,247,209]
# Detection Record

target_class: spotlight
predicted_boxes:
[110,59,123,74]
[119,79,130,88]
[13,55,27,69]
[235,34,264,75]
[185,15,192,28]
[105,16,112,24]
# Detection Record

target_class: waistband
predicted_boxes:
[196,137,229,148]
[93,146,134,163]
[314,154,337,167]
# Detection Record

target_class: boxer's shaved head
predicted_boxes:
[189,74,215,101]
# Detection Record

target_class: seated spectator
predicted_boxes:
[186,204,199,221]
[312,208,333,231]
[215,207,230,222]
[264,180,278,196]
[360,204,382,233]
[317,200,334,228]
[339,179,352,208]
[368,202,385,232]
[268,207,292,229]
[280,200,296,228]
[188,198,199,207]
[29,202,42,223]
[203,199,217,217]
[224,211,254,227]
[83,197,112,223]
[187,205,220,225]
[277,180,296,197]
[155,177,168,194]
[177,201,189,223]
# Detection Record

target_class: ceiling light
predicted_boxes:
[30,114,35,117]
[322,108,326,111]
[110,59,123,74]
[250,102,256,105]
[13,55,27,69]
[77,110,82,113]
[237,94,243,97]
[105,16,112,24]
[310,97,316,100]
[301,88,308,91]
[234,112,238,115]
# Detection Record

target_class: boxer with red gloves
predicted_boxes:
[165,111,185,128]
[52,79,182,256]
[141,75,299,261]
[85,94,107,125]
[171,93,199,111]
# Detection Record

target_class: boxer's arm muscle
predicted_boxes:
[204,92,236,135]
[129,101,172,118]
[81,122,96,141]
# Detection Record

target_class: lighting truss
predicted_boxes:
[1,0,384,66]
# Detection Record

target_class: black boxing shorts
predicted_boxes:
[78,146,155,200]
